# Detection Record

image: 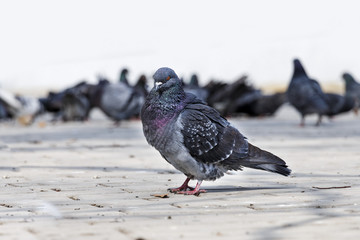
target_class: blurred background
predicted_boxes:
[1,0,360,95]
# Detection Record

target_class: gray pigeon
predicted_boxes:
[98,81,144,123]
[0,89,43,125]
[61,87,91,122]
[324,93,355,118]
[342,73,360,110]
[287,59,329,126]
[141,67,291,195]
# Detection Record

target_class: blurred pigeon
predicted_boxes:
[119,68,130,86]
[0,88,43,125]
[39,91,63,114]
[141,67,291,195]
[228,91,287,117]
[342,73,360,110]
[40,81,95,121]
[204,80,228,106]
[205,75,258,116]
[96,80,144,123]
[134,74,149,98]
[61,87,91,121]
[324,93,355,118]
[183,74,209,102]
[287,59,329,126]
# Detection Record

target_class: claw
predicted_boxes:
[168,186,194,193]
[168,177,191,193]
[168,179,205,196]
[177,189,206,196]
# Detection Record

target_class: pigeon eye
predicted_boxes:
[166,76,170,81]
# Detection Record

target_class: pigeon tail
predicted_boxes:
[240,143,291,176]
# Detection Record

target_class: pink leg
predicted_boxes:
[176,180,206,196]
[168,177,192,193]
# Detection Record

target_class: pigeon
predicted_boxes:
[342,72,360,110]
[324,93,355,118]
[0,88,43,125]
[287,59,329,126]
[61,87,91,121]
[205,75,258,116]
[183,74,209,102]
[133,74,149,99]
[39,91,63,114]
[227,91,287,117]
[204,80,228,106]
[141,67,291,195]
[96,80,144,123]
[40,81,95,121]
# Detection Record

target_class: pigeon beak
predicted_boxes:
[155,81,163,90]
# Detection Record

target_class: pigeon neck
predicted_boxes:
[292,61,308,79]
[345,76,356,84]
[161,82,185,106]
[150,81,186,117]
[120,73,129,85]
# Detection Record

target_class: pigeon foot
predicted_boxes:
[176,189,207,196]
[169,179,205,196]
[168,177,192,193]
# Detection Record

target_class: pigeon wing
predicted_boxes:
[180,103,248,164]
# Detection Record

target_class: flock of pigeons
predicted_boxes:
[288,59,359,126]
[0,58,359,126]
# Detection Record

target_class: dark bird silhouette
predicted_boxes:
[204,80,228,106]
[133,74,149,99]
[39,91,63,114]
[141,67,291,195]
[287,59,329,126]
[228,91,287,117]
[40,81,95,121]
[205,75,258,116]
[342,72,360,112]
[323,93,355,118]
[95,80,144,123]
[183,74,209,102]
[61,86,91,122]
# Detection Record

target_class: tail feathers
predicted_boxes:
[240,143,291,176]
[254,163,291,176]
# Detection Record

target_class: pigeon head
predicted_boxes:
[121,68,129,75]
[153,67,180,91]
[292,58,308,78]
[342,72,356,84]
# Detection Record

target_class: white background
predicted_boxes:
[0,0,359,91]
